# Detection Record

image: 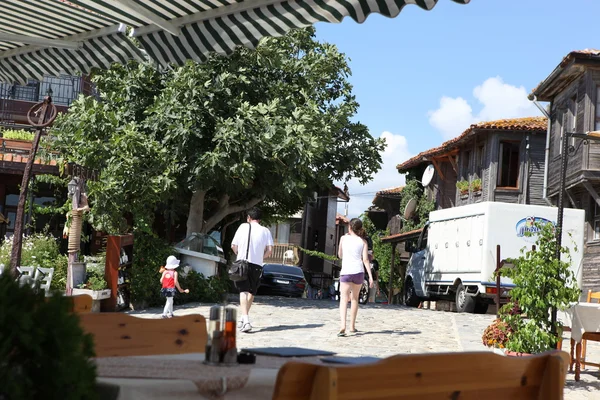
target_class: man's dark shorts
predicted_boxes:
[234,262,263,295]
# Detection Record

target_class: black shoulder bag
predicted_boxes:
[228,223,251,282]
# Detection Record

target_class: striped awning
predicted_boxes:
[0,0,469,83]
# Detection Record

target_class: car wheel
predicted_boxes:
[404,278,421,307]
[474,302,489,314]
[358,281,369,305]
[455,282,476,313]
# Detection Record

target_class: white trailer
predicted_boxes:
[404,202,584,313]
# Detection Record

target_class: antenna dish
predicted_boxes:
[403,198,418,220]
[421,164,435,187]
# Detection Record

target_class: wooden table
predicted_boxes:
[566,303,600,381]
[95,353,321,400]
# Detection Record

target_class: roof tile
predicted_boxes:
[397,116,547,171]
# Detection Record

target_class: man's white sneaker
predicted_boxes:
[238,320,243,330]
[241,322,252,333]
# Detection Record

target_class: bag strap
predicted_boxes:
[245,223,252,260]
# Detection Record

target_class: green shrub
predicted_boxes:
[130,233,229,308]
[0,274,97,399]
[0,234,68,291]
[1,128,34,141]
[131,233,173,308]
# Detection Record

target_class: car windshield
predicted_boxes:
[264,264,303,277]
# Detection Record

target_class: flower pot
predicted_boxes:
[473,190,482,197]
[460,192,469,200]
[72,288,111,312]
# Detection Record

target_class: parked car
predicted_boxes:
[257,264,306,298]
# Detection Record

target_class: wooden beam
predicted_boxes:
[446,155,458,175]
[565,189,577,208]
[430,158,445,181]
[583,182,600,208]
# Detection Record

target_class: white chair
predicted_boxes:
[283,250,294,265]
[17,266,35,286]
[34,267,54,296]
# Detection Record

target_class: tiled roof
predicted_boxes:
[397,116,547,171]
[336,213,350,224]
[376,186,404,196]
[531,49,600,99]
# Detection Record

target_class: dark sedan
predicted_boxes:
[258,264,306,298]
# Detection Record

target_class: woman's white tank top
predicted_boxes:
[340,235,366,275]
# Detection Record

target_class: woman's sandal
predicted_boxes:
[337,330,346,337]
[349,329,358,334]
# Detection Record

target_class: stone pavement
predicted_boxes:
[130,296,600,399]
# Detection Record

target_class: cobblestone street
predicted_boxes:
[131,296,600,399]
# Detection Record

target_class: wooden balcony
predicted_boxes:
[264,243,299,265]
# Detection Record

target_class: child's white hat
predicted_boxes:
[165,255,180,270]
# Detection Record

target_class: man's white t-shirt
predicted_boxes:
[232,222,274,266]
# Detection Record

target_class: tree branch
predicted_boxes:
[203,196,264,233]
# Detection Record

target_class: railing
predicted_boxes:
[264,243,298,265]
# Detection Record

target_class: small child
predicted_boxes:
[160,255,189,318]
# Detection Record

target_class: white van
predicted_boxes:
[404,202,584,313]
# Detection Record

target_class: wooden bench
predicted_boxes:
[79,313,207,357]
[273,351,570,400]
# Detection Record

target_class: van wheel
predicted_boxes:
[358,281,369,305]
[474,302,489,314]
[404,278,421,307]
[455,283,475,313]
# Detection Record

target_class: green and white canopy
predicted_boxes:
[0,0,469,83]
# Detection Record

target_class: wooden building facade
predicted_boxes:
[530,49,600,294]
[397,117,548,209]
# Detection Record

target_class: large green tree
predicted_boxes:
[50,28,385,236]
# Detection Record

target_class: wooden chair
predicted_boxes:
[79,313,207,357]
[580,289,600,369]
[69,294,93,314]
[272,351,570,400]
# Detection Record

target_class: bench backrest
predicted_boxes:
[79,313,207,357]
[272,351,570,400]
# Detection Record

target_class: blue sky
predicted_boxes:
[314,0,600,217]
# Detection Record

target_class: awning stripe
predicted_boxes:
[0,0,468,84]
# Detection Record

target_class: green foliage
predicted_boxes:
[470,178,482,192]
[456,180,470,193]
[50,28,385,236]
[78,256,108,291]
[398,178,435,233]
[362,216,397,286]
[176,269,229,305]
[130,233,175,308]
[129,233,227,307]
[51,254,69,291]
[496,222,580,354]
[0,274,97,399]
[299,247,339,262]
[1,129,34,141]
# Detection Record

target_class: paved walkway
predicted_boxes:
[130,296,600,399]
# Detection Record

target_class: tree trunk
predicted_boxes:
[202,196,263,234]
[186,190,206,236]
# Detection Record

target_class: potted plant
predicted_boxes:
[482,318,513,354]
[471,178,482,195]
[72,253,111,312]
[456,180,470,199]
[0,273,98,399]
[490,222,579,355]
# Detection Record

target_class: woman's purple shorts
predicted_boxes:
[340,272,364,285]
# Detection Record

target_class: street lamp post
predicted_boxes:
[553,131,600,335]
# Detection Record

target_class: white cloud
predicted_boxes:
[337,131,411,218]
[428,76,542,140]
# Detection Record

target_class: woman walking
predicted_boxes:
[337,218,374,336]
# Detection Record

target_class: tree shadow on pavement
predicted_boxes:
[253,323,325,333]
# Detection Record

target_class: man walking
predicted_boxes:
[231,207,273,332]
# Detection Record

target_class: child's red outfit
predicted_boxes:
[161,256,181,318]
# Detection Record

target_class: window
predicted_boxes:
[475,145,485,176]
[461,150,471,179]
[497,141,520,188]
[593,201,600,241]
